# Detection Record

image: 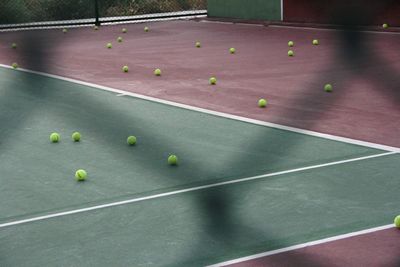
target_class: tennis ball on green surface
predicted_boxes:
[383,23,389,29]
[11,43,17,49]
[395,215,400,228]
[324,84,333,92]
[312,39,319,45]
[288,50,294,57]
[195,41,201,48]
[168,155,178,166]
[209,77,217,85]
[127,136,137,145]
[229,47,236,54]
[154,68,162,76]
[75,169,87,181]
[122,28,127,33]
[50,133,60,143]
[258,98,267,108]
[288,41,294,47]
[11,62,18,69]
[106,43,112,49]
[117,37,123,43]
[72,132,81,142]
[122,65,129,73]
[62,28,68,33]
[144,26,149,32]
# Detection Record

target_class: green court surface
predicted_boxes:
[0,67,399,266]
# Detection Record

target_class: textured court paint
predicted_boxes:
[0,68,382,222]
[0,154,399,266]
[207,0,281,21]
[0,21,398,148]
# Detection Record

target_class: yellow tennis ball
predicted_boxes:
[394,215,400,228]
[229,47,236,54]
[383,23,389,29]
[122,28,127,33]
[117,37,123,43]
[11,43,17,49]
[288,41,294,47]
[50,133,60,143]
[144,27,149,32]
[324,84,333,92]
[258,99,267,108]
[106,43,112,49]
[75,169,87,181]
[154,68,162,76]
[195,41,201,48]
[72,132,81,142]
[288,50,294,57]
[127,136,137,145]
[94,25,99,30]
[11,62,18,69]
[209,77,217,85]
[62,28,68,33]
[312,39,319,45]
[122,65,129,73]
[168,155,178,165]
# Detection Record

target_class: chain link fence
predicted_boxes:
[0,0,207,29]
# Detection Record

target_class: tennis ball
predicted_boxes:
[209,77,217,85]
[395,215,400,228]
[312,39,319,45]
[94,25,99,30]
[75,169,87,181]
[11,62,18,69]
[288,41,294,47]
[106,43,112,49]
[127,136,137,145]
[383,23,389,29]
[144,27,149,32]
[288,50,294,57]
[50,133,60,143]
[258,99,267,108]
[168,155,178,165]
[324,84,333,92]
[117,37,123,43]
[72,132,81,142]
[62,28,68,33]
[229,47,236,54]
[154,68,161,76]
[195,41,201,48]
[11,43,17,49]
[122,28,127,33]
[122,65,129,73]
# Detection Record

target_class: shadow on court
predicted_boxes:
[0,1,399,266]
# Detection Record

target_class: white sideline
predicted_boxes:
[0,64,399,153]
[206,224,395,267]
[0,151,395,229]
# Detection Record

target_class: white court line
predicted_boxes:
[116,93,126,97]
[0,151,395,229]
[207,224,395,267]
[269,24,400,35]
[0,64,399,153]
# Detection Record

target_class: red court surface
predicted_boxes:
[0,19,399,266]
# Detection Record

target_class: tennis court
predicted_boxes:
[0,1,399,266]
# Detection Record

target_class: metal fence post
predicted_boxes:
[94,0,100,26]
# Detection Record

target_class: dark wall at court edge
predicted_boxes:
[207,0,282,21]
[283,0,400,26]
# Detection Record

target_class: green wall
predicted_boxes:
[207,0,282,21]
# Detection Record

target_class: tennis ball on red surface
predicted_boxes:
[195,41,201,48]
[117,37,123,43]
[122,65,129,73]
[72,132,81,142]
[106,43,112,49]
[382,23,389,29]
[288,41,294,47]
[168,155,178,165]
[154,68,162,76]
[94,25,99,30]
[209,77,217,85]
[288,50,294,57]
[229,47,236,54]
[258,99,267,108]
[324,84,333,92]
[11,62,18,69]
[122,28,127,33]
[62,28,68,33]
[127,136,137,145]
[312,39,319,45]
[144,27,149,32]
[50,133,60,143]
[75,169,87,181]
[11,43,17,49]
[395,215,400,228]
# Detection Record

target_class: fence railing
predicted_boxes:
[0,0,207,29]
